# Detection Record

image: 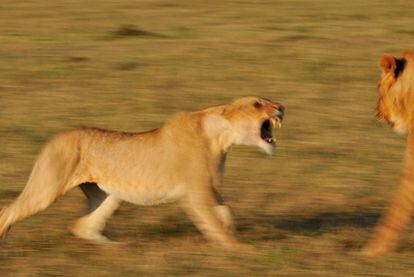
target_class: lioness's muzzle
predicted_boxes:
[274,105,285,120]
[261,105,285,144]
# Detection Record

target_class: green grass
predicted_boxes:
[1,0,414,275]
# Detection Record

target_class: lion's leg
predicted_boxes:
[70,186,121,243]
[362,135,414,258]
[181,189,246,251]
[362,179,414,257]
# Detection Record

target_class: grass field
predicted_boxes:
[1,0,414,275]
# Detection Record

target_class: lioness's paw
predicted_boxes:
[227,243,256,254]
[360,242,395,258]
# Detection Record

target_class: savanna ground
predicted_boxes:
[1,0,414,275]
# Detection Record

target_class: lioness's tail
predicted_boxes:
[0,131,81,240]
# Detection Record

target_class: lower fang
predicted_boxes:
[266,138,274,143]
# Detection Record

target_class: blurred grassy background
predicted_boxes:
[1,0,414,275]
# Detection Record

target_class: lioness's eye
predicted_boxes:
[254,101,262,109]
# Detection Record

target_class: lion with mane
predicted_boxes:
[363,50,414,257]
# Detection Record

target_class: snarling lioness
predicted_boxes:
[362,51,414,257]
[0,96,284,250]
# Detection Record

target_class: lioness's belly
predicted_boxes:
[85,149,186,206]
[96,182,186,206]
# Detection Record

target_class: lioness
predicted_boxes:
[0,96,284,250]
[362,51,414,257]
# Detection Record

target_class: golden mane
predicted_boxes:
[376,50,414,134]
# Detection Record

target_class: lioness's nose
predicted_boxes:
[274,104,285,118]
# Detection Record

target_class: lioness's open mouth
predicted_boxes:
[260,118,281,144]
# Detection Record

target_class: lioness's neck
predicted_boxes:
[161,109,234,155]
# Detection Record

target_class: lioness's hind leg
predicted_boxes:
[0,137,82,240]
[70,187,121,244]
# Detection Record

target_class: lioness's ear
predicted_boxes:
[202,112,231,138]
[380,54,406,78]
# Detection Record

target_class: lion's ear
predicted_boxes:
[379,54,396,74]
[202,112,231,139]
[380,54,406,78]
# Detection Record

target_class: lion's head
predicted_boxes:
[202,96,284,155]
[377,51,414,134]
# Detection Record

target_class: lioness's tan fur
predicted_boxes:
[362,51,414,257]
[0,96,284,250]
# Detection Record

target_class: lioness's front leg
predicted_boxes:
[182,188,246,251]
[212,187,235,233]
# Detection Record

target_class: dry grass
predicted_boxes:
[1,0,414,275]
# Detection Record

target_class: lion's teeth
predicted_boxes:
[277,121,282,128]
[270,118,276,128]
